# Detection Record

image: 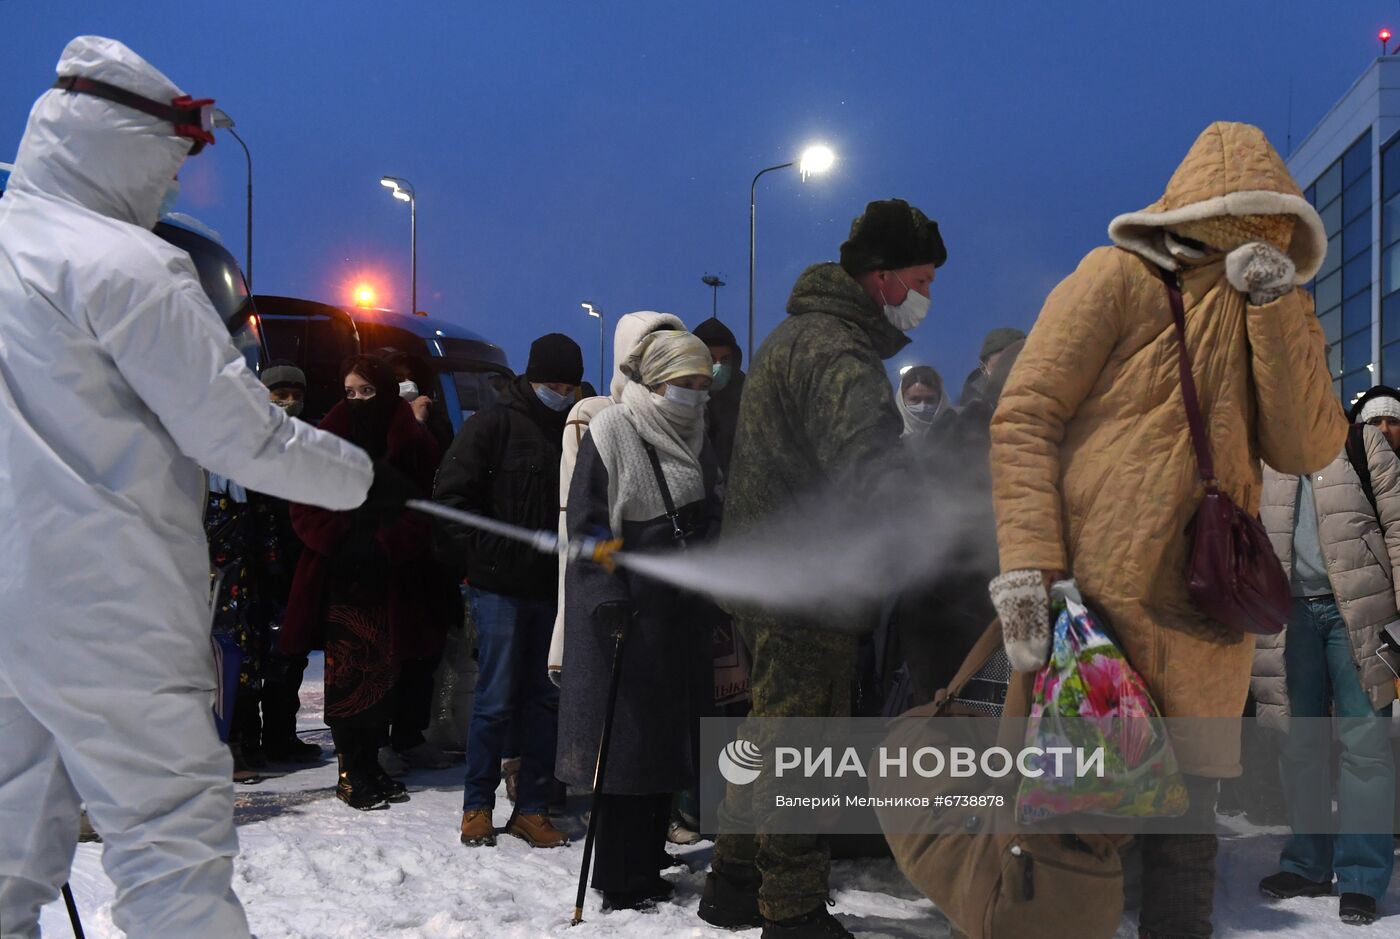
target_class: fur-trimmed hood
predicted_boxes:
[1107,122,1326,282]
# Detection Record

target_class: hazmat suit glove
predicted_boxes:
[1225,242,1295,306]
[361,459,421,521]
[989,569,1053,672]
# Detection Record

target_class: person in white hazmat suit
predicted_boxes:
[0,37,414,938]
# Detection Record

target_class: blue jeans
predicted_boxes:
[1278,596,1395,899]
[462,589,559,815]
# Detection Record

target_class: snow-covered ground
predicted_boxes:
[39,656,1400,938]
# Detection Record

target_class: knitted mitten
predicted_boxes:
[989,569,1052,672]
[1225,242,1295,306]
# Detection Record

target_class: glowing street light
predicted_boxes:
[379,175,417,315]
[354,283,377,308]
[749,143,837,354]
[899,365,913,377]
[582,301,604,389]
[798,145,836,180]
[1383,28,1394,55]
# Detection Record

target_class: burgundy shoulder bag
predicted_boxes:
[1162,271,1289,635]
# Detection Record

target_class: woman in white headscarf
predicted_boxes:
[895,365,949,439]
[556,330,722,912]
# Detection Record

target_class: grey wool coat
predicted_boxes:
[1253,424,1400,728]
[555,418,723,795]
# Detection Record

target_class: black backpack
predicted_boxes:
[1345,423,1379,518]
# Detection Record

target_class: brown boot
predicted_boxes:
[505,812,569,848]
[460,809,497,847]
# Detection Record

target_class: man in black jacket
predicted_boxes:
[692,316,746,477]
[433,333,582,849]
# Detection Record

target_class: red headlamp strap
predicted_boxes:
[52,76,216,154]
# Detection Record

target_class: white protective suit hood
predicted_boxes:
[9,36,194,230]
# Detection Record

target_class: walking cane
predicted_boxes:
[571,604,632,926]
[62,883,86,939]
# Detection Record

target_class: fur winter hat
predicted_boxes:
[840,199,946,276]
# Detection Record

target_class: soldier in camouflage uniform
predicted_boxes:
[700,199,947,939]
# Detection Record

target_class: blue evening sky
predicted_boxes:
[2,1,1394,392]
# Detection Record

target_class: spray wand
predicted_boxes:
[405,499,623,572]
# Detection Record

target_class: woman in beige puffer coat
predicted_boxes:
[989,121,1347,939]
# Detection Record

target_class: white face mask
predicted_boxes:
[398,380,420,401]
[882,273,930,331]
[906,401,940,422]
[663,384,709,410]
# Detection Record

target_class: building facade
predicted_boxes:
[1287,58,1400,404]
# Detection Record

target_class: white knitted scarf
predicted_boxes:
[589,383,706,534]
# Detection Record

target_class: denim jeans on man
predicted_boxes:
[1278,596,1394,899]
[463,588,559,815]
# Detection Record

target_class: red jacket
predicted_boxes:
[279,398,458,660]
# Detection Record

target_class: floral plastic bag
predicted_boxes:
[1015,583,1188,823]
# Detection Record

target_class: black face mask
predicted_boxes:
[344,398,392,459]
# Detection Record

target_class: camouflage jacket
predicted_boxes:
[723,263,909,633]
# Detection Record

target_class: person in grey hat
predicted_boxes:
[261,360,307,418]
[959,327,1026,406]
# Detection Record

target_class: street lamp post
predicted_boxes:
[582,302,604,389]
[211,109,252,289]
[380,176,417,315]
[702,273,726,319]
[747,144,836,355]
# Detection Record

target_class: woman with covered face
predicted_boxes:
[281,355,455,810]
[557,330,723,913]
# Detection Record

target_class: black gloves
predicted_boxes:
[361,459,420,520]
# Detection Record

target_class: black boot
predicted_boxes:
[1259,871,1334,899]
[762,905,853,939]
[1340,893,1378,925]
[698,862,763,929]
[365,737,409,803]
[336,750,388,811]
[262,654,322,763]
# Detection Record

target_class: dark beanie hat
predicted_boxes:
[693,316,739,350]
[525,333,584,384]
[980,328,1027,363]
[839,199,947,277]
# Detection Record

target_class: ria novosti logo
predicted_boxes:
[718,740,763,785]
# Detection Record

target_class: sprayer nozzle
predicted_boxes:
[590,538,623,573]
